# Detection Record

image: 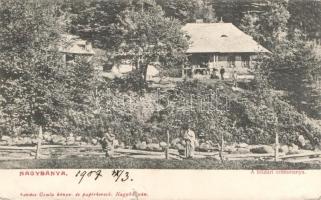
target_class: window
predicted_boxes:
[66,54,75,62]
[241,55,250,67]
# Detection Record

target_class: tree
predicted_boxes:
[117,5,189,83]
[240,0,290,50]
[0,0,64,135]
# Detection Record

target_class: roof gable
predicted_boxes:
[182,23,270,53]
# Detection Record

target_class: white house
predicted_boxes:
[182,22,270,79]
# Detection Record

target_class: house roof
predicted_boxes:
[182,23,270,54]
[58,34,95,55]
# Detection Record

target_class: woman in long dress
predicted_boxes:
[183,127,196,158]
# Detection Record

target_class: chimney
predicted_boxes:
[196,19,204,23]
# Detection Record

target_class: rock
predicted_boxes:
[146,143,162,151]
[51,135,66,145]
[66,134,75,144]
[43,132,52,142]
[0,141,7,145]
[135,141,147,150]
[171,138,181,146]
[22,137,32,145]
[1,135,11,141]
[91,138,98,145]
[199,143,212,152]
[236,143,248,148]
[175,143,185,151]
[80,142,87,146]
[279,145,289,154]
[159,141,167,149]
[31,138,38,145]
[235,147,251,154]
[224,146,237,153]
[75,136,82,142]
[288,143,299,154]
[303,143,314,150]
[250,145,274,154]
[118,142,125,149]
[146,138,153,144]
[152,137,159,144]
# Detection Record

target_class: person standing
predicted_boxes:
[100,127,116,157]
[220,66,225,80]
[232,70,238,87]
[183,125,196,158]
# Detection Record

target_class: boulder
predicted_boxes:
[22,137,32,145]
[91,138,98,145]
[236,143,249,148]
[135,141,147,150]
[224,146,237,154]
[288,143,299,154]
[171,138,181,146]
[146,138,153,144]
[236,147,251,154]
[159,141,167,149]
[31,138,39,145]
[250,145,274,154]
[1,135,11,141]
[75,136,82,142]
[146,143,162,151]
[198,143,212,152]
[118,142,125,149]
[175,143,185,151]
[279,145,289,154]
[51,135,66,145]
[43,132,52,142]
[152,137,159,144]
[66,137,75,145]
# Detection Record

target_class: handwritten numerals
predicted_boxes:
[75,170,103,184]
[112,169,132,182]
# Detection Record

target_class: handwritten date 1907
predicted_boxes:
[75,170,103,184]
[75,169,133,184]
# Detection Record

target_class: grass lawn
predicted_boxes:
[0,157,320,169]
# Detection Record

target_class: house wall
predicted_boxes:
[185,53,256,79]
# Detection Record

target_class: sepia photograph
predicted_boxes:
[0,0,321,171]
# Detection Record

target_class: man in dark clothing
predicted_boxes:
[220,66,225,80]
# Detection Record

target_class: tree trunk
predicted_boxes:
[142,64,148,83]
[35,125,43,159]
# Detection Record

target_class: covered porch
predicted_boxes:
[182,53,255,79]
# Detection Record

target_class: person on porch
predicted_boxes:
[220,66,225,80]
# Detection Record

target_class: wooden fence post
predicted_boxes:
[274,116,279,162]
[219,131,224,162]
[274,130,279,162]
[35,125,43,159]
[165,130,169,159]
